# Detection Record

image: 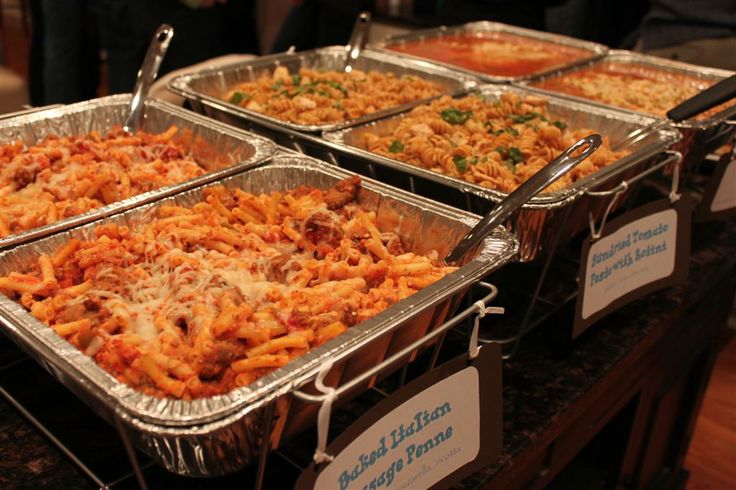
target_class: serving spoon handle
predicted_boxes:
[445,134,602,265]
[123,24,175,134]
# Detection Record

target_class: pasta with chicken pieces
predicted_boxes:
[0,126,225,238]
[360,92,628,193]
[224,66,444,125]
[0,177,455,399]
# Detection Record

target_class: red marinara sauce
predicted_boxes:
[387,32,591,77]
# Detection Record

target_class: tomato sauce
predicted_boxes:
[388,32,591,77]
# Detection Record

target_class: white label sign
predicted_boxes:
[582,208,678,320]
[314,367,480,490]
[711,156,736,212]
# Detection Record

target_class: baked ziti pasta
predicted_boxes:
[0,126,223,238]
[0,177,456,399]
[224,66,444,125]
[360,92,628,193]
[533,63,736,120]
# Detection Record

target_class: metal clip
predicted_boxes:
[469,301,504,360]
[312,360,336,465]
[585,150,682,240]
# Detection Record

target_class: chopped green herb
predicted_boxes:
[332,102,343,110]
[271,81,283,91]
[328,81,349,96]
[453,155,468,172]
[229,91,247,105]
[507,160,517,172]
[508,147,523,165]
[494,146,507,156]
[469,156,478,165]
[318,90,330,97]
[505,127,520,137]
[481,156,488,163]
[388,140,405,153]
[441,107,472,125]
[509,112,541,124]
[292,74,302,86]
[552,120,568,129]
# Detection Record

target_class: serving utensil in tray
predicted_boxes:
[370,21,608,84]
[124,24,174,133]
[0,154,518,476]
[166,46,478,148]
[446,134,601,264]
[343,11,371,73]
[0,94,276,250]
[526,50,736,170]
[320,84,681,261]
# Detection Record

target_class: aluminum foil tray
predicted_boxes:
[0,94,276,250]
[370,21,608,83]
[0,154,518,476]
[167,46,478,136]
[320,84,681,261]
[526,50,736,167]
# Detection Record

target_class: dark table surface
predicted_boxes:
[0,218,734,490]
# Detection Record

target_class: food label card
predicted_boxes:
[296,343,502,490]
[573,197,691,338]
[696,150,736,221]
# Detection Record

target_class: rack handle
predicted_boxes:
[293,282,500,404]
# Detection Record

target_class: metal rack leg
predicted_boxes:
[477,205,575,359]
[114,416,149,490]
[509,206,574,357]
[253,402,276,490]
[0,385,108,488]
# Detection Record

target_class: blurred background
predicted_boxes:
[0,0,733,111]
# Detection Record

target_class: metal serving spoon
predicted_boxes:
[612,73,736,151]
[344,11,371,73]
[445,134,602,265]
[123,24,175,134]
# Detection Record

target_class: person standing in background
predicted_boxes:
[638,0,736,70]
[40,0,259,104]
[270,0,561,53]
[41,0,100,104]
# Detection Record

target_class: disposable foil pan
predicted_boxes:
[320,84,681,261]
[167,46,478,140]
[0,94,276,250]
[526,50,736,167]
[0,154,518,476]
[370,21,608,83]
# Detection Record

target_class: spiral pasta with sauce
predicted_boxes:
[360,92,628,193]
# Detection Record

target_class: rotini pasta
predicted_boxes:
[224,66,444,126]
[360,92,629,193]
[0,126,225,238]
[0,177,455,399]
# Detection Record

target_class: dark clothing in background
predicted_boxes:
[40,0,259,104]
[271,0,373,53]
[42,0,100,104]
[101,0,259,95]
[28,0,44,106]
[270,0,557,53]
[546,0,648,48]
[641,0,736,50]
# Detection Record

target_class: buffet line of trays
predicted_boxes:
[0,21,733,478]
